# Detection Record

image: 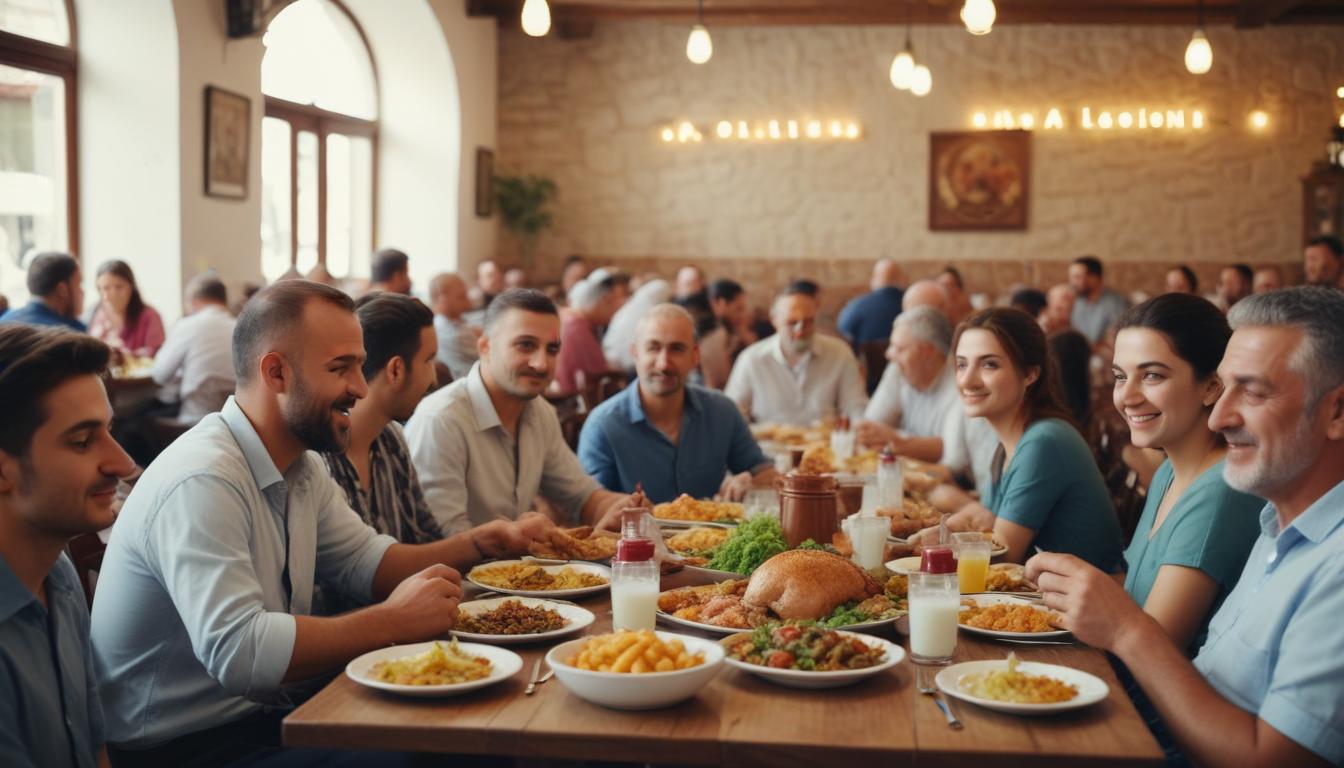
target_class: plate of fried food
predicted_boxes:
[467,560,611,598]
[526,526,618,563]
[656,550,906,635]
[346,639,523,697]
[722,622,905,689]
[451,597,596,645]
[751,424,824,446]
[956,594,1070,639]
[663,526,732,566]
[937,653,1108,715]
[652,494,745,528]
[546,629,725,710]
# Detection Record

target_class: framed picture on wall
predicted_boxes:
[475,147,495,217]
[929,129,1030,231]
[204,85,251,199]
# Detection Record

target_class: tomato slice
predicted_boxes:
[766,650,795,668]
[774,625,803,643]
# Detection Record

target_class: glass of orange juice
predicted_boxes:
[952,532,992,594]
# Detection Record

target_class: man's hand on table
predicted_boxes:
[1026,552,1153,651]
[593,492,652,532]
[856,420,901,451]
[717,471,753,501]
[471,516,554,559]
[378,563,462,639]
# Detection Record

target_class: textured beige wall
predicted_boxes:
[497,22,1343,297]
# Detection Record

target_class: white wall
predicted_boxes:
[75,0,182,321]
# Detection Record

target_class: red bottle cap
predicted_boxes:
[920,546,956,574]
[616,537,654,562]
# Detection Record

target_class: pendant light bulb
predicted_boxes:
[960,0,996,36]
[890,49,915,90]
[521,0,551,37]
[687,24,713,64]
[910,64,932,97]
[1184,28,1212,75]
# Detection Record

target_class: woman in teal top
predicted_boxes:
[1111,294,1262,654]
[941,308,1124,571]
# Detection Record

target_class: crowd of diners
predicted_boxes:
[0,234,1342,767]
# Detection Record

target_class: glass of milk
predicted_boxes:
[908,570,960,692]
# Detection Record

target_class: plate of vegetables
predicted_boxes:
[721,623,905,689]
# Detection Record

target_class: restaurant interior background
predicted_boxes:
[2,0,1343,326]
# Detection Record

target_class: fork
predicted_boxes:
[929,690,963,730]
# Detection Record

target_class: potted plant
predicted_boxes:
[494,174,557,268]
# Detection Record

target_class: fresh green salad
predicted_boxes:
[707,516,788,574]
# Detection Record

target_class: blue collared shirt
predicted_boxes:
[0,299,87,331]
[90,397,395,748]
[578,381,770,503]
[1192,478,1344,764]
[0,553,104,768]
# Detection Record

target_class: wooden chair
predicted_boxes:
[545,392,586,420]
[578,368,629,411]
[860,341,888,395]
[66,532,107,608]
[430,361,454,393]
[560,411,588,452]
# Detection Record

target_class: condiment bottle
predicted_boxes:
[611,509,658,631]
[876,444,904,509]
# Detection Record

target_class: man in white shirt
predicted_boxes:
[151,275,236,423]
[406,289,643,535]
[428,272,479,381]
[724,285,867,426]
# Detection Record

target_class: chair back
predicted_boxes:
[860,341,888,395]
[66,532,107,608]
[560,411,588,452]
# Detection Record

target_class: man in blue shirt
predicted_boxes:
[579,303,775,503]
[836,258,904,351]
[0,325,137,768]
[0,252,87,331]
[1028,286,1344,766]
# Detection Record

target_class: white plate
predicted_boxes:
[546,631,724,710]
[886,556,923,575]
[466,560,611,599]
[680,563,747,580]
[450,597,596,645]
[936,659,1109,715]
[956,594,1072,640]
[657,610,900,636]
[722,631,906,689]
[346,641,523,698]
[653,517,739,529]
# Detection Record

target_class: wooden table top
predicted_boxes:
[283,570,1163,767]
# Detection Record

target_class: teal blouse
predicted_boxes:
[989,418,1125,573]
[1123,459,1263,654]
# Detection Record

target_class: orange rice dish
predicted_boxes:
[959,603,1059,633]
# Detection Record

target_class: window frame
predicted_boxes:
[0,0,79,257]
[262,0,379,278]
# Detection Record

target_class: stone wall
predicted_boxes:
[496,22,1342,303]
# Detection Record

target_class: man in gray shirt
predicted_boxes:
[92,281,540,765]
[429,272,479,381]
[1068,255,1129,344]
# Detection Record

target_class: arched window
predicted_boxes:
[0,0,75,307]
[260,0,377,284]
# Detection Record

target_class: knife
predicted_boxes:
[524,659,543,695]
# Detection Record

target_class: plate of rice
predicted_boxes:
[466,560,611,598]
[347,639,523,697]
[936,653,1109,715]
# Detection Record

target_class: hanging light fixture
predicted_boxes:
[910,64,932,96]
[889,0,915,89]
[521,0,551,37]
[686,0,712,64]
[1184,0,1212,75]
[960,0,996,36]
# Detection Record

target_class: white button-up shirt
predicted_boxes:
[151,304,237,422]
[90,398,395,748]
[724,333,868,426]
[404,363,601,535]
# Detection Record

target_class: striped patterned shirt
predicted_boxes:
[323,422,444,545]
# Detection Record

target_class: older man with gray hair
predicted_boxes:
[859,306,997,493]
[553,271,624,396]
[1028,286,1344,767]
[579,303,775,503]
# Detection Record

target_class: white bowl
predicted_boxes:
[545,631,724,710]
[346,641,523,698]
[722,631,905,689]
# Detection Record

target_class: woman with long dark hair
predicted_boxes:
[1111,294,1262,653]
[933,307,1124,570]
[87,260,165,358]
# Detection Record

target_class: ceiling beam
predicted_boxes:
[1235,0,1307,28]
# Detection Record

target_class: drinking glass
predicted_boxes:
[745,488,779,521]
[847,515,888,570]
[907,571,960,692]
[952,532,992,594]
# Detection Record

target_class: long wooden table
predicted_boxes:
[284,570,1163,766]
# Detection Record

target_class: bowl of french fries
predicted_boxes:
[545,629,724,710]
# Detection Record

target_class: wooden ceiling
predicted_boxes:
[467,0,1344,29]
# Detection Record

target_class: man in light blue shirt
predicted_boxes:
[0,252,87,332]
[1067,255,1128,344]
[91,280,545,766]
[0,326,136,768]
[579,303,774,503]
[1028,286,1344,766]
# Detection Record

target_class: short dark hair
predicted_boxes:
[563,254,586,268]
[1009,288,1047,318]
[941,266,965,290]
[1228,263,1253,284]
[188,274,228,305]
[354,293,434,381]
[232,280,355,384]
[371,249,410,284]
[1170,264,1198,293]
[783,279,819,298]
[1072,256,1104,277]
[1308,235,1344,259]
[27,252,80,297]
[1117,293,1230,381]
[709,279,744,304]
[0,325,110,456]
[483,288,558,333]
